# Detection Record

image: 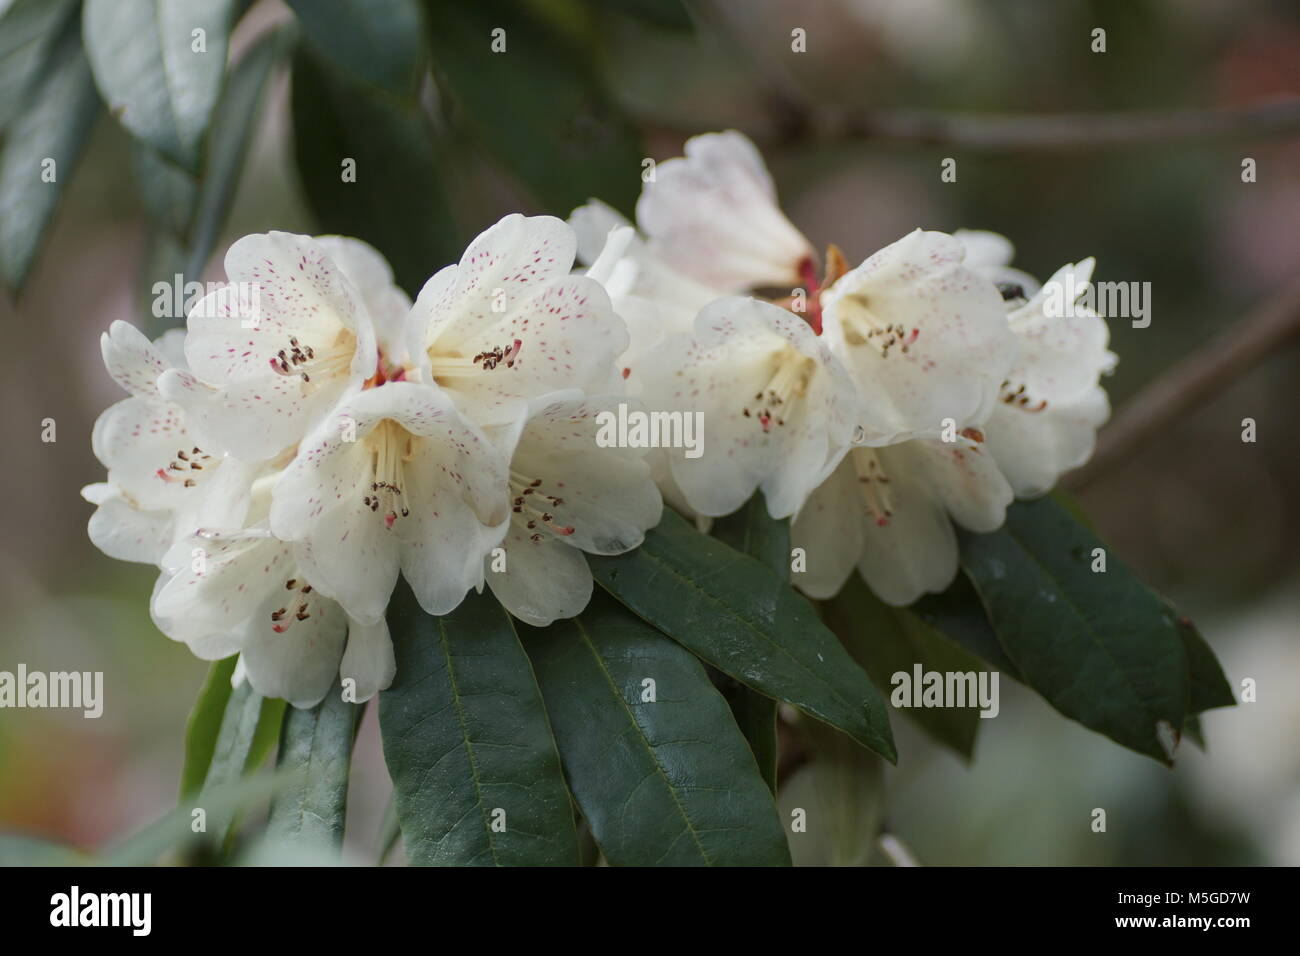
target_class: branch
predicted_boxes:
[800,97,1300,151]
[1065,272,1300,490]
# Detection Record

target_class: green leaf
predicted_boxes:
[182,22,295,284]
[196,679,285,844]
[291,43,459,295]
[1176,612,1235,717]
[959,497,1190,764]
[379,583,578,866]
[0,0,79,131]
[589,507,896,761]
[711,493,786,791]
[425,0,644,215]
[179,656,238,799]
[131,141,197,238]
[0,833,86,866]
[911,572,1022,680]
[592,0,693,31]
[81,0,235,169]
[823,576,986,760]
[266,682,361,851]
[525,592,791,866]
[285,0,425,98]
[0,21,98,291]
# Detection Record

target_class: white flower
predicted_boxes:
[83,321,257,566]
[792,437,1012,606]
[406,214,628,427]
[153,524,394,707]
[481,392,663,626]
[268,381,511,625]
[954,233,1116,496]
[953,228,1041,300]
[158,233,402,463]
[570,204,721,388]
[636,130,815,293]
[642,296,860,519]
[820,229,1020,443]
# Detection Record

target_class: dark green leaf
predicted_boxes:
[179,656,238,799]
[525,592,791,866]
[824,576,986,760]
[197,679,285,844]
[379,583,578,866]
[266,682,361,851]
[960,497,1189,764]
[285,0,425,98]
[592,0,693,31]
[0,0,79,130]
[291,43,459,295]
[911,572,1022,680]
[0,21,98,291]
[81,0,235,169]
[131,142,197,238]
[426,0,643,215]
[1175,612,1235,716]
[589,507,896,761]
[711,492,787,791]
[182,22,295,284]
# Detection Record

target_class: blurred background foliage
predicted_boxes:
[0,0,1297,864]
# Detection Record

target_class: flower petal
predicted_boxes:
[637,130,813,292]
[790,458,864,600]
[486,521,593,627]
[340,615,396,703]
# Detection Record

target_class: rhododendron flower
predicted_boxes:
[792,437,1013,606]
[407,214,628,426]
[84,321,257,566]
[641,296,861,519]
[819,229,1020,444]
[954,232,1115,496]
[481,392,663,626]
[159,233,397,463]
[269,381,511,625]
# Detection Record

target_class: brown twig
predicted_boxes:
[1065,272,1300,490]
[830,97,1300,151]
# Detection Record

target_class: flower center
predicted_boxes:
[364,420,416,528]
[509,469,574,542]
[835,294,920,358]
[270,578,314,633]
[743,346,814,432]
[156,446,217,488]
[999,380,1048,412]
[428,338,522,381]
[270,331,355,384]
[851,448,894,527]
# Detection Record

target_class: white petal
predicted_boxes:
[569,199,632,266]
[242,587,348,709]
[651,297,856,519]
[183,231,377,392]
[433,274,629,426]
[790,458,863,599]
[638,130,813,292]
[986,387,1110,497]
[411,214,577,353]
[339,615,396,703]
[855,445,960,606]
[87,495,173,565]
[314,235,412,363]
[486,521,593,626]
[101,321,171,398]
[905,438,1013,533]
[822,229,1018,441]
[511,394,663,555]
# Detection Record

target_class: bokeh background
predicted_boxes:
[1,0,1298,864]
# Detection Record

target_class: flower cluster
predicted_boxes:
[85,130,1113,707]
[572,131,1114,606]
[85,225,662,706]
